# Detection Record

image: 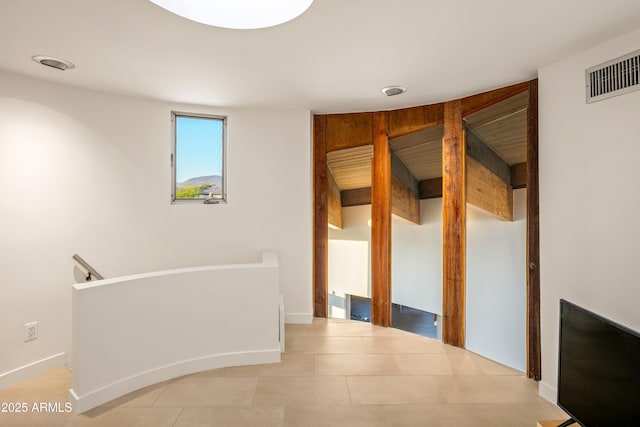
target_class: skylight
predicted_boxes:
[148,0,314,30]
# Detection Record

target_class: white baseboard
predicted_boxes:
[0,352,66,390]
[70,348,280,414]
[285,312,313,324]
[538,380,557,403]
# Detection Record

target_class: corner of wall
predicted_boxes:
[538,380,557,404]
[285,312,313,324]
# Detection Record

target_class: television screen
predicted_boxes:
[558,300,640,426]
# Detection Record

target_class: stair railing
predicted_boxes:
[72,254,104,281]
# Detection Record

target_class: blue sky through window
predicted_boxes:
[175,116,223,184]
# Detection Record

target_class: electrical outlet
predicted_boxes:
[24,322,37,342]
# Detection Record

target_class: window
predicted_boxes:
[172,112,226,204]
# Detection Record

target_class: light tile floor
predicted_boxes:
[0,318,568,426]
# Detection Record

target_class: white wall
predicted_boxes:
[328,240,369,297]
[328,198,443,316]
[392,198,442,316]
[538,27,640,402]
[466,188,527,371]
[0,70,312,386]
[327,205,371,318]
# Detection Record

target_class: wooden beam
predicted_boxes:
[465,123,514,221]
[461,81,529,117]
[442,99,466,347]
[313,115,328,318]
[526,79,541,381]
[327,167,342,229]
[340,181,421,225]
[371,111,392,327]
[341,187,371,207]
[341,179,421,225]
[391,152,419,194]
[511,162,527,189]
[388,103,444,139]
[391,174,420,225]
[326,112,373,152]
[418,178,443,199]
[339,150,420,224]
[466,156,513,221]
[390,151,420,224]
[466,130,511,185]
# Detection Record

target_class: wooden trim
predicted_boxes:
[442,100,466,347]
[371,111,392,327]
[526,79,541,380]
[313,115,328,318]
[511,162,527,189]
[418,178,443,199]
[461,81,529,117]
[326,112,374,152]
[387,103,445,139]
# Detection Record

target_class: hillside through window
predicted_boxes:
[172,112,226,203]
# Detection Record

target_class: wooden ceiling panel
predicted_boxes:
[390,124,444,152]
[390,125,443,181]
[325,113,373,152]
[393,142,442,181]
[387,103,444,138]
[465,91,528,127]
[327,145,373,190]
[465,91,528,165]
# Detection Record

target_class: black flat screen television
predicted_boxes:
[558,299,640,426]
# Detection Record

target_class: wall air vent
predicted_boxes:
[586,49,640,103]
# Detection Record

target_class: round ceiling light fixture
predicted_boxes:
[381,86,407,97]
[148,0,314,30]
[32,55,75,71]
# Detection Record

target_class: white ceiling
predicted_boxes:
[1,0,639,113]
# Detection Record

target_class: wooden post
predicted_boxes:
[442,100,466,347]
[313,115,328,318]
[526,79,541,380]
[371,111,392,327]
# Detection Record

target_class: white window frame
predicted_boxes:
[171,111,227,204]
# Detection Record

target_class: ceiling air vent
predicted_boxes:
[586,49,640,103]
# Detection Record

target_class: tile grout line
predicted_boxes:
[170,406,185,427]
[150,382,168,408]
[344,375,353,405]
[249,376,260,407]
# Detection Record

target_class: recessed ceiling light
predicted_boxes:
[381,86,407,97]
[32,55,75,71]
[148,0,314,30]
